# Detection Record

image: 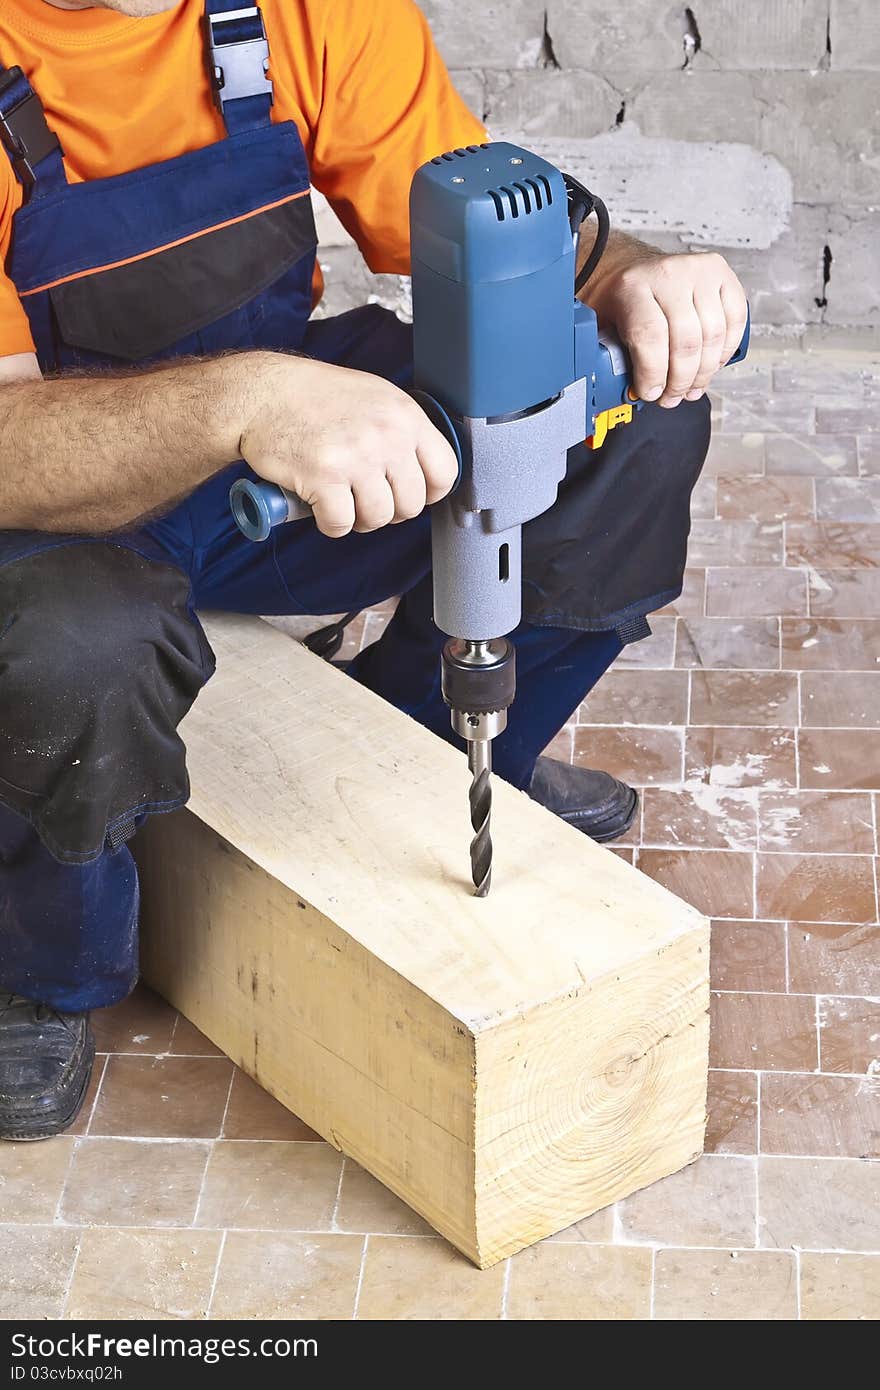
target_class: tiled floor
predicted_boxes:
[4,346,880,1321]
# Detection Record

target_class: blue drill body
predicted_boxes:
[230,141,748,893]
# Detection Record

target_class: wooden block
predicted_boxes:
[136,613,709,1267]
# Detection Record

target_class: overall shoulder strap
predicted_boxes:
[0,65,66,200]
[204,0,274,136]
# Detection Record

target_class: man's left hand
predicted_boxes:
[584,244,749,408]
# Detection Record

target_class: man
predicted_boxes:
[0,0,746,1140]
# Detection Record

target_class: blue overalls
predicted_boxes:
[0,1,709,1013]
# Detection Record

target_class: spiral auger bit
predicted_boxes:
[441,637,515,897]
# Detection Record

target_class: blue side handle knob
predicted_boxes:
[229,478,312,542]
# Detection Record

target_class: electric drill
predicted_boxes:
[230,141,749,896]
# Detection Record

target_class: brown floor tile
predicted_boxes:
[785,520,880,569]
[766,433,858,477]
[61,1138,208,1227]
[335,1161,433,1236]
[704,433,766,475]
[759,1156,880,1250]
[0,1138,73,1223]
[572,726,683,786]
[690,476,718,519]
[710,921,787,992]
[196,1141,342,1231]
[610,846,635,863]
[716,475,814,522]
[642,788,756,850]
[576,669,688,726]
[685,727,797,789]
[858,435,880,475]
[66,1228,222,1321]
[675,617,780,671]
[617,1155,755,1248]
[816,478,880,522]
[801,671,880,727]
[0,1227,79,1318]
[356,1236,505,1320]
[615,615,676,668]
[773,366,866,395]
[756,854,877,923]
[788,922,880,996]
[808,569,880,617]
[542,724,573,762]
[723,398,814,434]
[760,1073,880,1158]
[210,1231,364,1320]
[222,1069,322,1141]
[639,848,754,918]
[506,1244,652,1321]
[710,992,818,1071]
[816,405,880,434]
[67,1056,107,1137]
[782,618,880,670]
[545,1205,616,1243]
[90,1056,233,1139]
[658,567,705,617]
[801,1254,880,1320]
[705,1071,758,1155]
[759,791,875,854]
[689,671,799,728]
[818,997,880,1075]
[798,729,880,791]
[686,520,783,567]
[654,1249,796,1321]
[167,1014,224,1057]
[91,985,176,1056]
[706,567,808,619]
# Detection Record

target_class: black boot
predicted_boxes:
[527,756,638,842]
[0,994,95,1141]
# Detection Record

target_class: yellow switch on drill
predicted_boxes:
[587,403,634,450]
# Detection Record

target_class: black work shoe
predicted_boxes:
[527,756,638,843]
[0,994,95,1141]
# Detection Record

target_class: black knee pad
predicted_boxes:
[0,542,214,864]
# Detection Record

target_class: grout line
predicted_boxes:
[330,1156,346,1233]
[189,1138,216,1230]
[83,1054,110,1137]
[205,1228,228,1319]
[352,1235,369,1320]
[58,1233,83,1320]
[166,1012,181,1052]
[217,1067,236,1141]
[794,713,802,788]
[784,923,791,993]
[815,994,822,1074]
[500,1257,512,1320]
[52,1137,79,1226]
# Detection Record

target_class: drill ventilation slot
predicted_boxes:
[486,176,553,222]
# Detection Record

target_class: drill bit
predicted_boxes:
[467,738,493,897]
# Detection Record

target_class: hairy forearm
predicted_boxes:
[0,353,277,534]
[576,227,661,308]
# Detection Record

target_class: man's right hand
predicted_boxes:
[240,357,459,538]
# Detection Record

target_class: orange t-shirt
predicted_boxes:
[0,0,485,357]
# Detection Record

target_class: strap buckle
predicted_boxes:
[207,6,273,108]
[0,67,63,190]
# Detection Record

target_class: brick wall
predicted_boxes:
[315,0,880,334]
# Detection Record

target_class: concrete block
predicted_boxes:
[510,127,791,249]
[722,205,829,327]
[312,191,353,250]
[419,1,545,70]
[692,0,829,70]
[830,0,880,70]
[545,2,693,71]
[824,208,880,327]
[449,69,486,121]
[484,69,622,138]
[622,71,761,146]
[754,72,880,204]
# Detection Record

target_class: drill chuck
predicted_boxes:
[441,637,516,741]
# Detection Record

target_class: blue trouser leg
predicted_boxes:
[0,803,139,1013]
[348,571,622,789]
